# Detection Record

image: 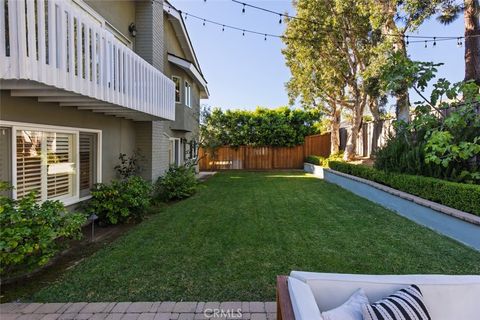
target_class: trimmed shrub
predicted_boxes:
[154,165,197,202]
[329,161,480,216]
[0,184,86,276]
[305,152,344,167]
[88,176,152,225]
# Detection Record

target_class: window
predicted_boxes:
[0,127,12,198]
[79,133,98,197]
[1,122,101,204]
[169,138,181,166]
[185,81,192,108]
[173,76,181,103]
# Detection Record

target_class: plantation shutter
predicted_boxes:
[0,127,12,197]
[16,130,43,200]
[79,132,97,197]
[46,133,74,199]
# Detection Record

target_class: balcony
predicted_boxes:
[0,0,175,121]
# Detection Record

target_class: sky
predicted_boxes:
[171,0,465,112]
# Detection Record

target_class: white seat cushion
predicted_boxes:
[290,271,480,320]
[288,277,323,320]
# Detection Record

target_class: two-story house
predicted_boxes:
[0,0,208,205]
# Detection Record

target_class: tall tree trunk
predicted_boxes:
[464,0,480,84]
[343,101,365,161]
[330,107,341,154]
[382,1,410,122]
[394,36,411,122]
[369,99,382,156]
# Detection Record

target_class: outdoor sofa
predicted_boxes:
[276,271,480,320]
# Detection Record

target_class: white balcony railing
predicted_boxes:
[0,0,175,121]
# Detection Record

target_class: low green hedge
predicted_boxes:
[305,152,344,168]
[305,155,324,166]
[329,161,480,216]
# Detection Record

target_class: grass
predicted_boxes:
[33,171,480,302]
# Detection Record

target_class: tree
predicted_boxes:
[283,0,374,160]
[364,0,443,122]
[437,0,480,84]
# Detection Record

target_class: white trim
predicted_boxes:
[172,75,181,104]
[184,80,191,108]
[168,54,208,98]
[0,120,102,206]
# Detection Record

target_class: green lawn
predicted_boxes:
[34,171,480,302]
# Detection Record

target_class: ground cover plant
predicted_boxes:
[32,172,480,302]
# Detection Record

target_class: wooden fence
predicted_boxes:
[199,133,331,171]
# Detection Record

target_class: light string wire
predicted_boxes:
[161,1,478,46]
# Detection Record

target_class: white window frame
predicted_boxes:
[0,121,102,206]
[169,137,182,166]
[185,80,192,108]
[172,76,181,104]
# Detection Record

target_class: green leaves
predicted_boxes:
[0,187,86,276]
[200,106,321,148]
[88,176,152,225]
[154,165,197,202]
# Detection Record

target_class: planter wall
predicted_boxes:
[304,163,480,251]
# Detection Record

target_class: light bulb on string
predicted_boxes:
[222,25,225,32]
[203,19,206,26]
[424,40,427,48]
[433,37,437,47]
[279,14,282,24]
[264,34,267,41]
[184,13,187,20]
[242,30,245,36]
[457,37,463,47]
[242,3,245,14]
[406,36,409,46]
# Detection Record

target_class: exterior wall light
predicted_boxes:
[128,23,137,37]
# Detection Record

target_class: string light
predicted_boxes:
[264,34,267,41]
[279,14,282,24]
[242,3,245,14]
[231,0,464,42]
[162,2,480,47]
[457,37,463,47]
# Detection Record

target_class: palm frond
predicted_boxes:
[437,4,464,25]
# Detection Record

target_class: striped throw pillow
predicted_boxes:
[362,284,431,320]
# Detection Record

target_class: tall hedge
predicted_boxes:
[201,106,321,147]
[329,161,480,216]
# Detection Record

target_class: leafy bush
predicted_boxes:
[375,54,480,184]
[114,151,145,180]
[155,165,197,201]
[305,152,344,167]
[201,106,321,147]
[0,184,85,276]
[329,161,480,216]
[88,176,152,225]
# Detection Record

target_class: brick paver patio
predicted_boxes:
[0,302,276,320]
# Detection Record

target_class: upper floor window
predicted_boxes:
[173,76,181,103]
[185,81,192,108]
